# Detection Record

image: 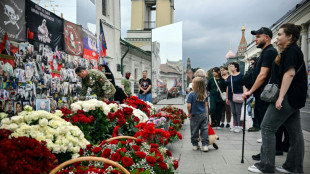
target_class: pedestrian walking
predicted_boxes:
[248,23,307,173]
[207,67,226,129]
[187,77,209,152]
[220,66,231,128]
[226,62,244,133]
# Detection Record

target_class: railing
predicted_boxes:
[144,21,156,30]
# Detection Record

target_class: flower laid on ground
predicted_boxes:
[0,110,89,161]
[0,129,57,173]
[60,139,179,174]
[125,96,151,116]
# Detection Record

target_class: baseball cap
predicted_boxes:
[251,27,273,38]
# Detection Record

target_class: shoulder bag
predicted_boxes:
[214,77,226,101]
[260,61,304,102]
[231,75,243,103]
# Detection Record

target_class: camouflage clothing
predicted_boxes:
[80,69,116,100]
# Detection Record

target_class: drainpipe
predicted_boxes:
[121,39,130,76]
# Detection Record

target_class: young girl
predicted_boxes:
[187,77,209,152]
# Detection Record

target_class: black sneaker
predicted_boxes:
[252,153,260,161]
[220,123,224,128]
[248,127,260,132]
[226,124,230,128]
[276,150,283,156]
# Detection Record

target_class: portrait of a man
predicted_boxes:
[36,99,50,112]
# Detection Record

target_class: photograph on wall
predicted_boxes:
[36,99,50,112]
[14,100,22,115]
[5,100,14,117]
[18,43,28,57]
[24,63,33,81]
[22,100,30,107]
[0,0,26,41]
[64,20,83,56]
[14,68,25,82]
[14,53,23,68]
[30,98,36,110]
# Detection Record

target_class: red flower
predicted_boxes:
[111,170,122,174]
[156,154,164,162]
[110,140,119,145]
[77,110,84,114]
[116,148,127,154]
[111,153,121,162]
[135,151,146,159]
[159,162,168,170]
[173,159,179,170]
[121,156,134,167]
[86,144,93,151]
[135,139,144,145]
[133,117,140,122]
[101,148,111,158]
[131,145,140,151]
[107,112,116,121]
[91,147,102,154]
[177,132,183,139]
[173,119,179,124]
[112,126,120,137]
[166,150,172,157]
[150,143,159,148]
[79,148,84,155]
[117,117,126,126]
[146,156,157,166]
[123,107,133,116]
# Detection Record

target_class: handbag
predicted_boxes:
[260,61,304,102]
[231,75,243,103]
[213,77,226,101]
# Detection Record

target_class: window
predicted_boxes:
[102,0,107,16]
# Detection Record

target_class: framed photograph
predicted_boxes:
[62,82,69,95]
[14,54,24,68]
[22,100,30,107]
[6,100,14,113]
[39,44,44,54]
[36,99,50,112]
[30,98,36,110]
[18,43,28,56]
[14,101,22,115]
[24,63,33,81]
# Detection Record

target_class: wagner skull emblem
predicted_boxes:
[4,4,20,29]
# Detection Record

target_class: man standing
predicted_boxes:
[75,67,116,101]
[138,70,152,103]
[242,27,277,160]
[121,71,132,98]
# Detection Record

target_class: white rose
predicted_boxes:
[1,118,11,124]
[8,123,19,130]
[53,145,61,153]
[39,118,49,127]
[54,110,63,117]
[72,146,80,153]
[72,153,80,159]
[0,113,8,119]
[60,145,68,153]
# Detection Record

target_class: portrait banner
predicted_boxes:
[25,0,63,50]
[64,20,83,56]
[0,0,26,41]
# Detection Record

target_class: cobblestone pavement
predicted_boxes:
[155,102,310,174]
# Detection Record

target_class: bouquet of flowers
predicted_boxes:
[0,129,57,173]
[134,123,171,146]
[125,96,151,116]
[60,139,179,174]
[0,109,89,161]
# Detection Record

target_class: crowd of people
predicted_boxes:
[186,23,307,174]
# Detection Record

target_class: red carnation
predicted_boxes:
[159,162,168,170]
[135,151,146,159]
[133,117,140,122]
[146,156,157,166]
[173,159,179,170]
[111,153,121,162]
[121,156,134,167]
[177,132,183,139]
[101,148,111,158]
[91,147,102,154]
[131,145,140,151]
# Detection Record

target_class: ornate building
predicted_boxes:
[186,57,193,83]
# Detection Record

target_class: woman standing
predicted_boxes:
[207,67,226,129]
[226,62,244,133]
[248,23,307,173]
[220,66,232,128]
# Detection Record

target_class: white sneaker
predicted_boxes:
[257,138,262,143]
[230,126,236,132]
[193,146,199,151]
[201,146,208,152]
[234,127,242,133]
[248,165,262,173]
[216,126,221,130]
[275,166,291,173]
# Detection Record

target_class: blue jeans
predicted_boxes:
[255,96,304,173]
[190,113,209,146]
[138,93,152,103]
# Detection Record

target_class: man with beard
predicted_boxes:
[121,71,132,98]
[242,27,278,160]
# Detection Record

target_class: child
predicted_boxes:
[187,77,209,152]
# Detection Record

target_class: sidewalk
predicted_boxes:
[156,103,310,174]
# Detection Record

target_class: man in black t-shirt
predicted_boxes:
[243,27,278,161]
[138,70,152,103]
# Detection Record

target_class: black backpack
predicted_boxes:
[242,66,256,89]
